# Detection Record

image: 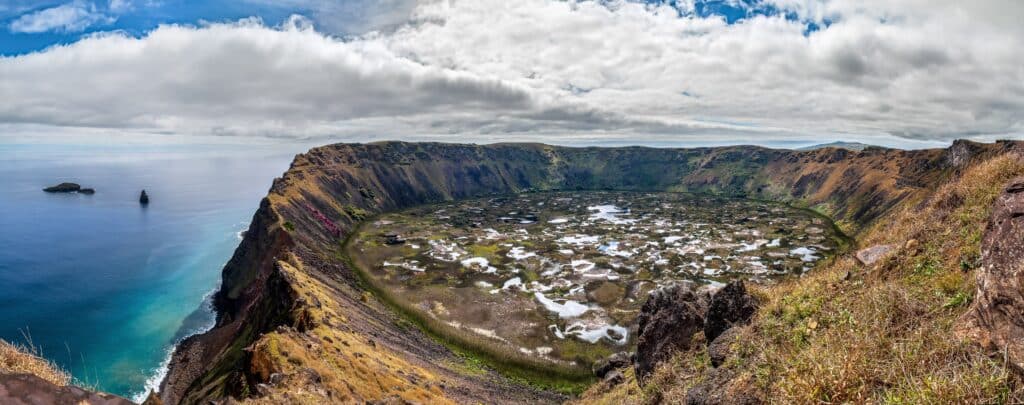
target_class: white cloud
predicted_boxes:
[108,0,131,13]
[0,17,558,139]
[9,1,115,33]
[243,0,418,34]
[1,0,1022,145]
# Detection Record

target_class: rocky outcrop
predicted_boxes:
[633,281,759,386]
[704,281,759,344]
[701,281,759,370]
[161,140,1024,404]
[962,176,1024,371]
[630,282,761,388]
[684,367,764,405]
[708,327,743,368]
[592,352,631,379]
[0,373,133,405]
[635,284,709,384]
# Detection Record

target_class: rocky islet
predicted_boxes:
[43,182,93,194]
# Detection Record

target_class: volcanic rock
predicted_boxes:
[603,369,624,386]
[592,352,631,378]
[961,176,1024,372]
[704,281,758,344]
[708,327,743,368]
[684,368,764,405]
[635,283,708,384]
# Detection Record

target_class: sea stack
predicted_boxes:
[139,190,150,205]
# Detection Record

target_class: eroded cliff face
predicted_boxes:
[160,140,1023,404]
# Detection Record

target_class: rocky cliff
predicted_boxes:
[159,140,1024,404]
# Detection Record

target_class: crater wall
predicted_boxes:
[160,140,1023,404]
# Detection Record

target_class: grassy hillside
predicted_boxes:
[0,339,69,386]
[578,153,1024,404]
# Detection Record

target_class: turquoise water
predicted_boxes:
[0,141,299,399]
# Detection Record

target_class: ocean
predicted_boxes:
[0,139,301,399]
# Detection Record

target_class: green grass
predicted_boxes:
[467,243,500,260]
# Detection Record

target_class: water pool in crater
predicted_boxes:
[346,191,843,368]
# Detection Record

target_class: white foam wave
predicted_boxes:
[131,290,218,403]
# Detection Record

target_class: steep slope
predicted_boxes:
[578,152,1024,403]
[160,140,1023,404]
[0,339,69,387]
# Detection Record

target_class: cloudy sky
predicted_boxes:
[1,0,1021,148]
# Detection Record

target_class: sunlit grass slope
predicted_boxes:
[579,154,1024,404]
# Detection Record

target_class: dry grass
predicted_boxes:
[582,154,1024,404]
[0,339,70,386]
[240,257,452,404]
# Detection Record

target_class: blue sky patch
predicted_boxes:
[1,0,322,55]
[0,0,835,56]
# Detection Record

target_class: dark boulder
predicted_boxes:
[603,369,625,386]
[634,283,708,384]
[704,281,758,343]
[43,182,81,193]
[592,351,631,378]
[685,367,764,405]
[961,176,1024,371]
[708,327,742,367]
[140,189,150,205]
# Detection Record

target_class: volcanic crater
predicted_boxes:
[348,191,843,371]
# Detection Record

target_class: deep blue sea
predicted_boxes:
[0,140,301,400]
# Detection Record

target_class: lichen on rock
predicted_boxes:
[961,176,1024,371]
